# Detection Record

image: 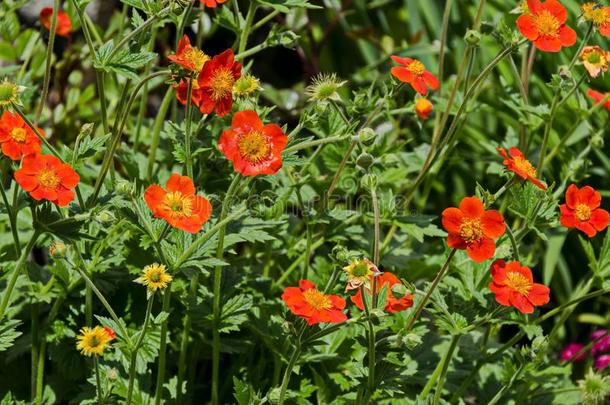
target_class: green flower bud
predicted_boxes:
[361,173,378,191]
[356,127,376,146]
[464,29,481,46]
[356,152,375,171]
[115,180,133,196]
[403,333,423,350]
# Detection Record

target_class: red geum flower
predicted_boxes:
[200,0,228,7]
[390,56,439,95]
[0,111,42,160]
[39,7,72,37]
[168,35,209,73]
[144,173,212,234]
[218,110,288,176]
[14,154,79,207]
[350,272,414,314]
[414,98,433,120]
[560,343,586,362]
[281,280,347,325]
[587,88,610,111]
[497,147,547,190]
[441,196,506,262]
[488,259,550,314]
[196,49,241,116]
[103,327,116,341]
[516,0,576,52]
[559,184,610,238]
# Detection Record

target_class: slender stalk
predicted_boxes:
[360,283,376,403]
[212,175,243,405]
[283,134,349,154]
[35,339,46,405]
[153,289,172,405]
[405,249,457,332]
[184,76,195,179]
[238,1,257,54]
[252,9,280,31]
[147,88,174,179]
[278,344,301,405]
[371,188,381,265]
[0,231,40,321]
[35,0,59,124]
[12,103,62,159]
[94,357,103,405]
[488,363,525,405]
[419,334,460,400]
[0,182,20,255]
[70,0,109,134]
[126,296,154,404]
[72,263,132,345]
[436,0,453,93]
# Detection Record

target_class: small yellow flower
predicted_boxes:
[342,258,379,292]
[0,79,20,107]
[233,73,261,97]
[76,326,114,357]
[580,46,610,78]
[135,263,173,293]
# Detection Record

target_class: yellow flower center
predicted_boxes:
[459,218,483,243]
[575,204,592,222]
[10,127,26,143]
[38,169,60,189]
[513,156,537,178]
[407,60,425,76]
[303,288,332,310]
[210,67,235,101]
[505,271,532,295]
[184,48,209,71]
[0,81,19,106]
[87,335,101,348]
[149,269,161,282]
[162,191,193,219]
[582,3,610,25]
[534,10,560,37]
[351,262,370,277]
[238,131,270,163]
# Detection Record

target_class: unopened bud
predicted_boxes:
[464,29,481,46]
[361,173,378,190]
[356,127,376,146]
[356,152,374,171]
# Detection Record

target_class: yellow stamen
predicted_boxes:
[238,131,270,163]
[575,204,592,222]
[210,67,235,101]
[505,272,532,295]
[184,48,209,71]
[513,156,537,178]
[535,10,560,37]
[407,60,425,76]
[459,218,483,243]
[303,288,332,310]
[38,169,60,189]
[10,128,27,143]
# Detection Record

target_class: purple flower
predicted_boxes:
[591,330,610,356]
[560,343,586,362]
[594,354,610,371]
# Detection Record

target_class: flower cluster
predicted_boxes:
[561,330,610,371]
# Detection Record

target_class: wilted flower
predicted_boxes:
[281,280,347,325]
[581,2,610,36]
[135,263,173,295]
[49,241,67,259]
[233,74,261,97]
[305,73,346,102]
[0,79,20,107]
[559,184,610,238]
[76,326,115,356]
[342,258,379,291]
[580,46,610,78]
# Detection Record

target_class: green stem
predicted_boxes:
[405,249,456,332]
[212,175,243,405]
[126,296,154,405]
[283,134,349,154]
[153,288,172,405]
[488,363,525,405]
[252,9,280,31]
[0,182,20,255]
[35,338,46,405]
[184,76,195,179]
[147,88,174,179]
[419,334,460,401]
[238,1,257,54]
[94,356,103,405]
[371,188,380,265]
[0,231,40,321]
[35,0,59,124]
[360,283,376,403]
[277,344,301,405]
